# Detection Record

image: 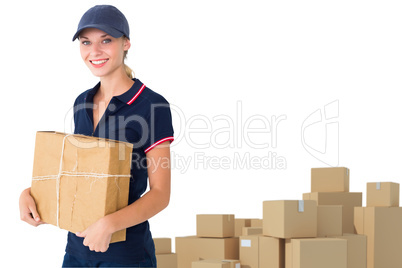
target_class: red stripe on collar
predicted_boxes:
[127,84,146,105]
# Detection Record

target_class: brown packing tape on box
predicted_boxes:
[31,131,132,243]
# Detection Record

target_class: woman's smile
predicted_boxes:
[90,59,109,68]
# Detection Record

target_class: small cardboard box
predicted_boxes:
[303,192,362,234]
[367,182,400,207]
[285,238,347,268]
[317,205,342,237]
[30,131,132,243]
[250,219,263,227]
[235,218,261,237]
[311,167,350,192]
[354,207,402,268]
[154,238,172,254]
[197,214,235,238]
[239,235,284,268]
[242,227,262,236]
[175,236,239,268]
[263,200,317,239]
[332,234,367,268]
[156,253,177,268]
[235,219,251,237]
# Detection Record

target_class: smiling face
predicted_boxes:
[79,28,131,78]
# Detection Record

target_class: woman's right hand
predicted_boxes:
[19,187,45,226]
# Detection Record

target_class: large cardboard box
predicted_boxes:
[332,234,367,268]
[239,235,259,268]
[259,236,285,268]
[198,259,240,268]
[154,238,172,254]
[311,167,349,192]
[285,238,347,268]
[156,253,177,268]
[197,215,235,238]
[303,192,362,234]
[367,182,400,207]
[263,200,317,239]
[175,236,239,268]
[354,207,402,268]
[30,131,132,243]
[192,260,231,268]
[240,235,284,268]
[317,205,342,237]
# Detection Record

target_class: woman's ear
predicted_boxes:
[123,38,131,51]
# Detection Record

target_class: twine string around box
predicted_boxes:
[32,134,131,227]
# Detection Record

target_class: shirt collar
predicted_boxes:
[85,78,146,105]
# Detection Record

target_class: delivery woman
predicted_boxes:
[19,5,174,267]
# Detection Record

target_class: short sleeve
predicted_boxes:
[142,100,174,153]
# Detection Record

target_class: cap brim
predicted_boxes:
[72,24,124,41]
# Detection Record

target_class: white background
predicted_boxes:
[2,0,402,266]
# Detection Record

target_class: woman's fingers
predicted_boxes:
[19,187,45,227]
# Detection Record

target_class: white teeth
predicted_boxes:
[91,59,108,65]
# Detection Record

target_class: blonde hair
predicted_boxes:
[123,50,134,79]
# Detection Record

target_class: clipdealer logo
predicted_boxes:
[301,100,339,167]
[170,101,287,173]
[64,100,288,173]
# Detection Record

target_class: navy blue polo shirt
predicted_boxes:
[65,78,174,264]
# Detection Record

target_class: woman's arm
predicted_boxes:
[76,141,171,252]
[107,140,171,229]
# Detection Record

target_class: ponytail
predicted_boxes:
[124,63,134,79]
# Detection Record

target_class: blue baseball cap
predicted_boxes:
[72,5,130,41]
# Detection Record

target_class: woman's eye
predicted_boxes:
[102,39,112,44]
[81,41,91,45]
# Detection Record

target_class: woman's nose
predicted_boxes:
[90,43,102,56]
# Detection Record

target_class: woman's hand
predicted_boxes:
[19,187,46,226]
[76,217,113,253]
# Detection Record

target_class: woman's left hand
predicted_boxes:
[75,217,113,252]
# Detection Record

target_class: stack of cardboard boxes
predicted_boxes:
[176,215,240,268]
[354,182,402,268]
[172,167,400,268]
[237,167,366,268]
[294,167,367,268]
[154,238,177,268]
